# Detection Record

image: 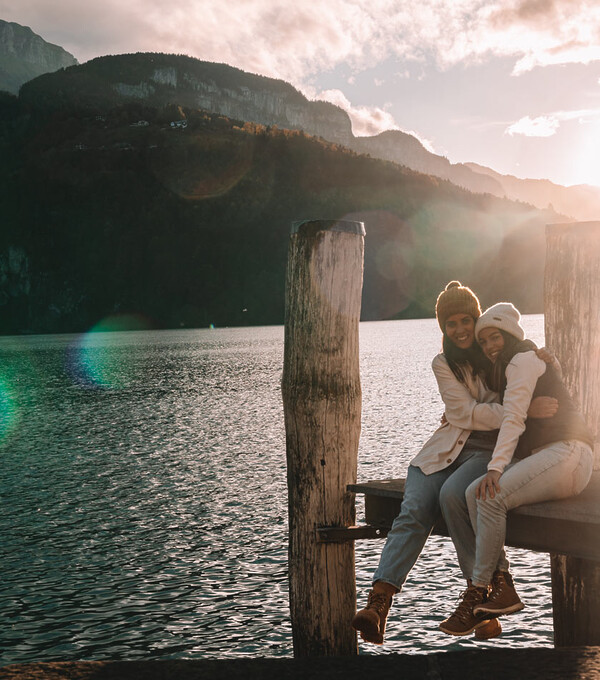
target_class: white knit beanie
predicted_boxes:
[475,302,525,341]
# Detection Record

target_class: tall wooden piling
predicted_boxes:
[282,219,365,657]
[545,221,600,646]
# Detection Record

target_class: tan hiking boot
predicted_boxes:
[352,581,396,644]
[473,570,524,616]
[474,617,502,640]
[439,584,490,636]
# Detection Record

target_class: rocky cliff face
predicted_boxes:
[0,20,78,94]
[20,53,354,144]
[113,63,354,145]
[193,86,352,145]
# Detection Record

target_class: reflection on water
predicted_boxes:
[0,317,552,663]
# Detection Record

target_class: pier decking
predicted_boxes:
[4,649,600,680]
[349,470,600,561]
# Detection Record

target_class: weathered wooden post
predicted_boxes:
[545,221,600,646]
[282,219,365,656]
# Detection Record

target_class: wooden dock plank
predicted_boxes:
[4,649,600,680]
[348,471,600,561]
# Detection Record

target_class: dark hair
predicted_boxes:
[442,332,489,384]
[484,330,537,396]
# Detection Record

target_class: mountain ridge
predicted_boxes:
[0,92,562,334]
[16,49,600,220]
[465,162,600,221]
[0,34,585,333]
[0,19,78,94]
[352,130,504,195]
[18,52,355,145]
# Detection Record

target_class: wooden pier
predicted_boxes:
[347,472,600,562]
[5,648,600,680]
[283,219,600,654]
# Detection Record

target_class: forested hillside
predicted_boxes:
[0,91,560,334]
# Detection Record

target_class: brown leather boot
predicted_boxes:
[473,570,524,616]
[439,584,490,636]
[474,617,502,639]
[352,581,397,644]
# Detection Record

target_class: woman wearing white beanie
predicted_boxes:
[439,302,594,636]
[353,285,558,645]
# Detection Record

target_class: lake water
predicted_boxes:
[0,316,553,665]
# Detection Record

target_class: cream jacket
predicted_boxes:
[410,353,503,475]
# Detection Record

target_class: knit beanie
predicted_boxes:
[475,302,526,341]
[435,281,482,331]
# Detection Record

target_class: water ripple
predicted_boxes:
[1,318,552,663]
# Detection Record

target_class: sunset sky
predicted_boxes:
[3,0,600,187]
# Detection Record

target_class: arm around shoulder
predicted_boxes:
[488,351,546,473]
[432,354,503,431]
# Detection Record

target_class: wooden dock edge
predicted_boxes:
[4,648,600,680]
[348,472,600,561]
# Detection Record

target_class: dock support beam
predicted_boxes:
[545,221,600,646]
[282,219,365,656]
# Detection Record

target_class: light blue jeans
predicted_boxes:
[466,439,593,586]
[373,445,500,590]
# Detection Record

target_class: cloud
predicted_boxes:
[315,89,400,137]
[315,88,437,151]
[3,0,600,86]
[506,108,600,137]
[512,44,600,75]
[506,115,560,137]
[484,0,600,74]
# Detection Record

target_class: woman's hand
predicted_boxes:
[528,396,558,419]
[536,346,554,364]
[536,346,562,377]
[476,470,502,500]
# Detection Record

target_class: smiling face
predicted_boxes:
[444,313,475,350]
[477,327,505,363]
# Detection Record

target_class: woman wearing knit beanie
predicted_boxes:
[439,302,593,636]
[352,283,557,645]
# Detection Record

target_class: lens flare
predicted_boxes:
[152,135,256,200]
[66,313,152,389]
[0,374,19,443]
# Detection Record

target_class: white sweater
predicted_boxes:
[488,350,546,474]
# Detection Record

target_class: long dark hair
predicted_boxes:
[443,332,489,384]
[484,330,537,397]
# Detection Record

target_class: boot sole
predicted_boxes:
[358,630,383,645]
[439,618,491,637]
[352,620,384,645]
[352,624,383,645]
[474,618,502,640]
[473,602,524,616]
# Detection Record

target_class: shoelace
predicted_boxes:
[451,587,485,623]
[367,592,389,614]
[488,573,509,603]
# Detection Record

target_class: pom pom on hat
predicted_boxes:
[475,302,525,341]
[435,281,482,331]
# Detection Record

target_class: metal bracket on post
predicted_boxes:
[316,525,389,543]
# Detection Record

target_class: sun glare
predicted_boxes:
[569,121,600,188]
